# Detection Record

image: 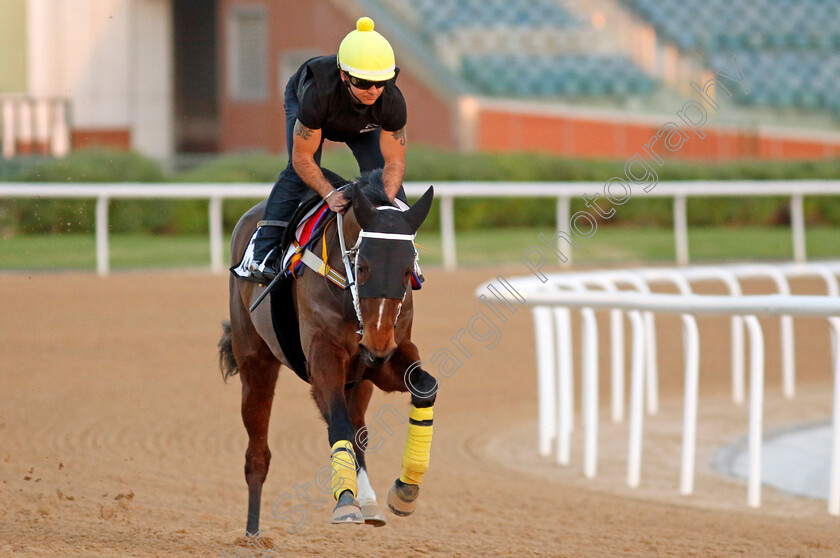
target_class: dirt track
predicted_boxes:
[1,266,839,557]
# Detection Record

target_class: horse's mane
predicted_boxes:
[322,167,390,207]
[355,169,391,207]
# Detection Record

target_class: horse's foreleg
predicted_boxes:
[347,380,386,526]
[309,338,365,525]
[389,362,436,517]
[368,343,438,517]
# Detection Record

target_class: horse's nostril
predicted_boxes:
[359,344,394,368]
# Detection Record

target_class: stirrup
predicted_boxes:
[248,263,278,284]
[248,247,280,284]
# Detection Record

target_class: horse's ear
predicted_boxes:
[404,186,435,233]
[351,184,378,229]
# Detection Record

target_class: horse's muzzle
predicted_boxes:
[358,343,396,368]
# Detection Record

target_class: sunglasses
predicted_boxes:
[346,74,387,90]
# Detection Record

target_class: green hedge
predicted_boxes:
[2,147,840,235]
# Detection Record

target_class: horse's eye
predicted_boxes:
[356,261,371,285]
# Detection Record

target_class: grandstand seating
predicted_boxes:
[406,0,579,33]
[625,0,840,51]
[462,53,655,98]
[623,0,840,115]
[401,0,658,100]
[385,0,838,116]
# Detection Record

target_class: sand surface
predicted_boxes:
[1,266,839,557]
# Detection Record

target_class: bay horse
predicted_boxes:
[219,171,437,535]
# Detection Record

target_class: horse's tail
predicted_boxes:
[218,320,239,382]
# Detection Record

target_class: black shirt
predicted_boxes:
[291,55,407,143]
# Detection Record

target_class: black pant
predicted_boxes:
[253,80,389,261]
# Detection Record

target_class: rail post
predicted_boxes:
[626,310,646,488]
[96,195,110,277]
[440,194,456,271]
[790,194,806,263]
[674,194,689,266]
[680,314,700,495]
[553,306,574,464]
[582,308,599,478]
[829,317,840,515]
[209,196,224,274]
[744,315,765,508]
[533,307,556,456]
[556,195,571,265]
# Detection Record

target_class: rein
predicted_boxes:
[337,212,364,331]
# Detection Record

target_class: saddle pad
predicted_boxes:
[281,202,332,273]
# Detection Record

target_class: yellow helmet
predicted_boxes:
[337,17,395,81]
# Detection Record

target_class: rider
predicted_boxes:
[248,16,408,282]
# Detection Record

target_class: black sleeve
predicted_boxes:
[296,80,324,130]
[381,87,407,132]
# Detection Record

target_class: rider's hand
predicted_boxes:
[324,189,349,214]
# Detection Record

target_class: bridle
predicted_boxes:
[337,208,418,334]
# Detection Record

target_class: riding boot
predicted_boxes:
[249,223,286,283]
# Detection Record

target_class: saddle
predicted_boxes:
[276,169,352,278]
[230,169,350,283]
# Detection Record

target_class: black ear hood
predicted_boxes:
[351,184,379,229]
[352,186,434,300]
[403,186,434,233]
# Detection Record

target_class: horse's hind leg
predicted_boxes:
[240,359,279,536]
[230,283,281,536]
[347,380,387,527]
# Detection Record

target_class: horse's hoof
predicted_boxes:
[360,502,387,527]
[386,479,420,517]
[332,505,364,524]
[331,491,364,525]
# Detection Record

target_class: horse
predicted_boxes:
[218,170,437,535]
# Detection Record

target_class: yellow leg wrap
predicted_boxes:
[330,440,358,500]
[399,405,434,486]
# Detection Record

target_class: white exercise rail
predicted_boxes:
[490,262,840,456]
[2,180,840,274]
[497,272,840,514]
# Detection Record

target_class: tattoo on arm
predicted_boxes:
[390,127,406,146]
[294,120,314,141]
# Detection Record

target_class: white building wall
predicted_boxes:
[129,0,173,159]
[26,0,172,159]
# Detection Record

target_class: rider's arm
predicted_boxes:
[291,119,347,213]
[380,126,407,201]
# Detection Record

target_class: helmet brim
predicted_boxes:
[338,62,395,82]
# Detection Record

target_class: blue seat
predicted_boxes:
[404,0,835,116]
[407,0,578,30]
